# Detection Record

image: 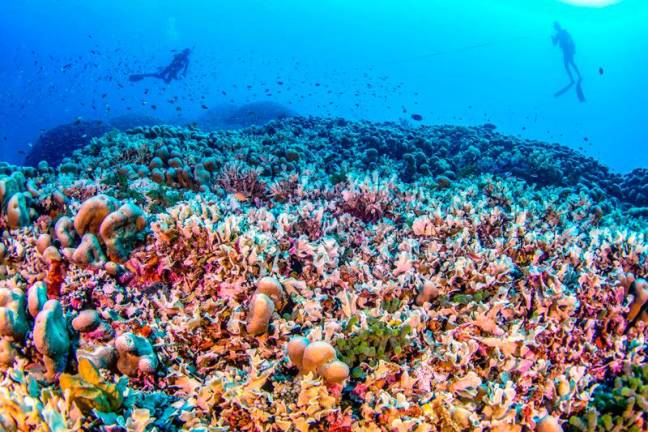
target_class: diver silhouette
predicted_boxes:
[129,48,191,84]
[552,22,585,102]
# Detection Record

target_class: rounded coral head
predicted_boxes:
[256,276,285,309]
[301,341,336,373]
[115,333,136,353]
[287,335,310,369]
[246,293,275,336]
[139,356,158,373]
[537,415,563,432]
[319,359,350,384]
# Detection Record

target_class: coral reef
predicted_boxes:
[0,117,646,430]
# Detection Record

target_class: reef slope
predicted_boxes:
[0,117,646,431]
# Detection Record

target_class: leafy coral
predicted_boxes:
[59,357,127,414]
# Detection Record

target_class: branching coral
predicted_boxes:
[339,175,397,223]
[218,162,267,200]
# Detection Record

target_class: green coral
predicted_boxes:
[336,316,411,371]
[59,358,127,414]
[567,364,648,432]
[449,290,492,305]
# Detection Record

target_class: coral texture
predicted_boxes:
[0,118,645,431]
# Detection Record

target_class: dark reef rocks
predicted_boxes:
[23,120,112,168]
[23,115,163,168]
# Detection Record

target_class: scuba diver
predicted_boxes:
[129,48,191,84]
[552,22,585,102]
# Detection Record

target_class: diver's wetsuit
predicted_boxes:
[129,48,191,83]
[552,24,581,83]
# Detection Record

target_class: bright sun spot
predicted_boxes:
[559,0,622,7]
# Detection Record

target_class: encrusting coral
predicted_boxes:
[0,118,646,430]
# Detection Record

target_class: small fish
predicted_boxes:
[233,192,249,202]
[599,67,604,75]
[411,113,423,121]
[201,104,208,109]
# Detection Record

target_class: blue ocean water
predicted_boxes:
[0,0,646,172]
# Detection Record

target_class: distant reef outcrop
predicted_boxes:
[20,114,648,209]
[23,115,162,168]
[23,102,295,168]
[196,101,296,130]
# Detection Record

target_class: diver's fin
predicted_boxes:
[575,79,586,102]
[554,82,574,98]
[128,73,159,82]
